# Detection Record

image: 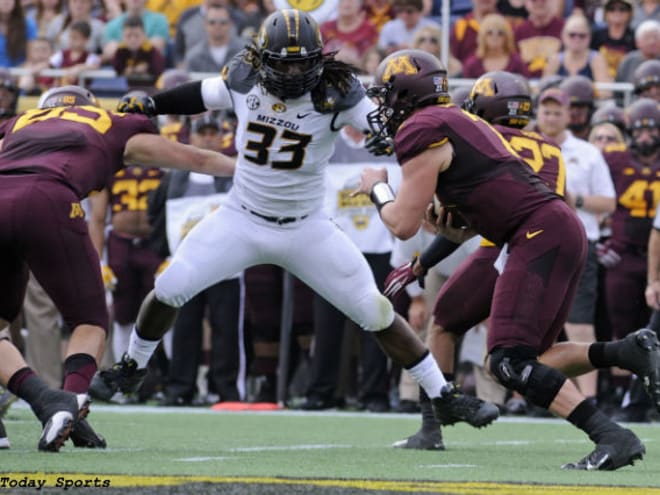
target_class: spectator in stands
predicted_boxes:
[364,0,396,32]
[377,0,440,55]
[515,0,565,77]
[184,5,244,73]
[616,20,660,82]
[463,13,529,78]
[0,0,37,67]
[320,0,379,68]
[17,37,53,93]
[174,0,247,67]
[112,15,165,87]
[46,0,105,54]
[413,25,462,76]
[544,14,612,87]
[450,0,499,65]
[49,20,101,85]
[360,45,384,75]
[591,0,636,79]
[145,0,198,39]
[498,0,529,28]
[631,0,659,28]
[29,0,63,36]
[233,0,266,38]
[102,0,168,62]
[588,120,626,150]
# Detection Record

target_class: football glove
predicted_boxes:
[117,94,156,116]
[365,133,394,157]
[596,241,621,268]
[100,264,117,291]
[383,257,426,301]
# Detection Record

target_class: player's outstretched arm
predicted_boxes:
[124,133,235,177]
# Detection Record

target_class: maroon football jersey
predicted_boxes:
[496,125,566,197]
[394,104,559,246]
[109,165,163,215]
[605,143,660,250]
[0,107,156,198]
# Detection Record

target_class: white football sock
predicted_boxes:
[406,352,447,399]
[127,326,160,369]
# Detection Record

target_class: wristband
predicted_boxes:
[370,181,395,213]
[575,195,584,209]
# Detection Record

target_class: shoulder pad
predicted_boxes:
[312,76,365,114]
[222,51,258,94]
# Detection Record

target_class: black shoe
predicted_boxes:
[38,392,90,452]
[392,428,444,451]
[0,419,9,449]
[618,329,660,412]
[70,418,106,448]
[158,393,192,407]
[562,428,645,471]
[89,353,147,402]
[299,396,338,411]
[432,383,500,428]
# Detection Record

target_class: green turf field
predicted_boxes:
[2,404,660,494]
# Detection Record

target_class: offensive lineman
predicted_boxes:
[356,50,655,470]
[0,85,236,451]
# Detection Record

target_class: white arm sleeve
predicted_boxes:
[335,96,377,133]
[200,76,233,110]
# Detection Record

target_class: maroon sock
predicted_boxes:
[62,353,97,393]
[7,367,36,396]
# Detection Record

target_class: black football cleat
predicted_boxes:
[392,428,445,451]
[38,393,90,452]
[562,428,645,471]
[89,353,147,402]
[432,383,500,427]
[70,418,106,448]
[617,329,660,413]
[0,419,9,449]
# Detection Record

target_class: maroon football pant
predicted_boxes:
[433,246,499,334]
[0,176,108,331]
[488,200,587,355]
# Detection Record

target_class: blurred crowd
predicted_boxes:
[0,0,658,423]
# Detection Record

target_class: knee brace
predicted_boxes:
[489,346,566,409]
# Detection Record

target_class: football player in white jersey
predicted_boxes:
[90,9,499,433]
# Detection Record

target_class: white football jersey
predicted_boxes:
[200,58,376,218]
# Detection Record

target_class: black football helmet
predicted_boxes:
[633,59,660,98]
[591,104,626,133]
[38,85,99,109]
[626,97,659,156]
[256,9,324,100]
[0,68,19,118]
[367,49,449,138]
[464,71,532,128]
